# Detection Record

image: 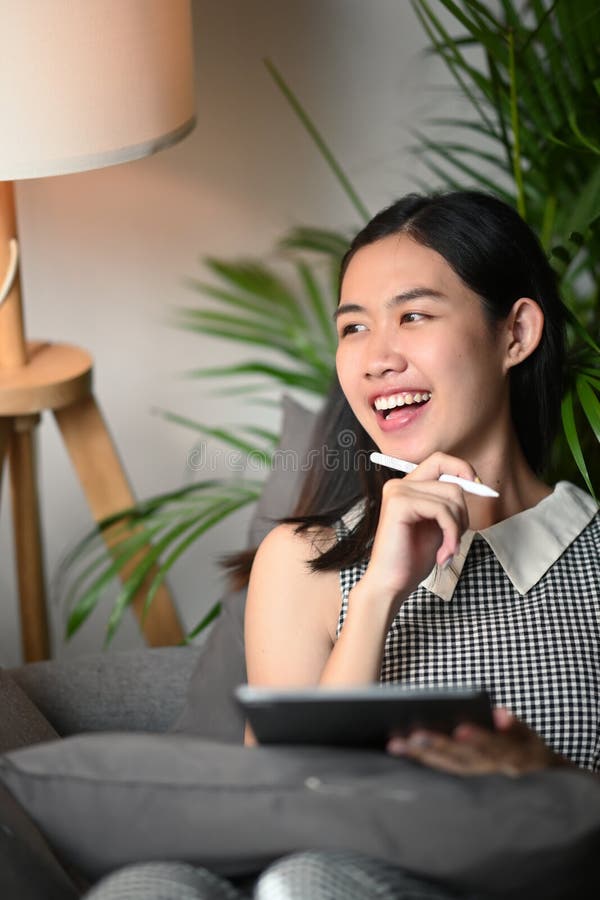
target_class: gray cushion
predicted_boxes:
[0,782,81,900]
[9,646,202,736]
[0,674,77,898]
[0,668,59,753]
[169,590,247,743]
[1,733,599,899]
[247,394,317,547]
[172,396,318,744]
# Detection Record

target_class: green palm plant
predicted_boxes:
[410,0,600,491]
[59,0,600,643]
[56,243,343,643]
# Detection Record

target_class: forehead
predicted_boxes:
[340,233,468,302]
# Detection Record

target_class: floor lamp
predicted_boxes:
[0,1,196,661]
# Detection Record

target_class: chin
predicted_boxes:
[377,441,436,465]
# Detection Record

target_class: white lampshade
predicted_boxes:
[0,0,196,180]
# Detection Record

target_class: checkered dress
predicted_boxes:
[336,510,600,771]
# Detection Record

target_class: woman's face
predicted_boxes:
[335,233,512,466]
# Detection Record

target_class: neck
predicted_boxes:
[465,432,552,530]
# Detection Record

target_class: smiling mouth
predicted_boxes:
[373,391,431,418]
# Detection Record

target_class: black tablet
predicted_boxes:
[235,684,494,748]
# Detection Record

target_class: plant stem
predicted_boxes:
[508,28,526,220]
[540,194,557,249]
[264,58,370,224]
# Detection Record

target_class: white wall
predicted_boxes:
[1,0,462,665]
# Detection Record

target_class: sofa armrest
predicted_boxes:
[8,646,202,736]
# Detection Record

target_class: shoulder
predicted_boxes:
[245,523,342,686]
[253,521,338,569]
[247,522,342,645]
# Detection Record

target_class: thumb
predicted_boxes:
[493,707,534,739]
[493,707,517,732]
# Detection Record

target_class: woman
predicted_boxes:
[237,191,600,898]
[89,193,598,900]
[245,190,600,775]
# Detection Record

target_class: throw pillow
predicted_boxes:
[247,394,318,547]
[172,395,318,743]
[0,782,81,900]
[0,668,59,754]
[169,589,247,743]
[1,733,599,899]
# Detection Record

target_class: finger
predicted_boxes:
[452,724,513,763]
[385,481,470,560]
[492,708,535,740]
[493,707,515,731]
[406,451,480,485]
[381,485,469,553]
[382,476,470,511]
[389,731,493,775]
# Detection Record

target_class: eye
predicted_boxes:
[339,322,367,337]
[400,312,427,324]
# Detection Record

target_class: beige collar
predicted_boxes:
[420,481,598,601]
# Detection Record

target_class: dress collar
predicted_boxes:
[420,481,598,602]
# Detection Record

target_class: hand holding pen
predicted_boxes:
[350,452,497,616]
[370,452,499,498]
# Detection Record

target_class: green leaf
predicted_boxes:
[140,492,258,627]
[566,165,600,234]
[241,425,281,445]
[202,259,305,321]
[65,522,166,637]
[184,362,332,395]
[563,304,600,355]
[413,132,514,199]
[561,390,594,496]
[264,58,370,223]
[280,227,350,259]
[185,600,222,642]
[155,412,274,462]
[181,278,299,326]
[296,261,337,352]
[105,514,207,643]
[576,376,600,444]
[411,1,499,135]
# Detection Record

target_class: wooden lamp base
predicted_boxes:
[0,183,184,661]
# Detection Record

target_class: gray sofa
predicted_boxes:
[1,396,600,899]
[0,584,251,900]
[9,645,202,739]
[3,608,600,900]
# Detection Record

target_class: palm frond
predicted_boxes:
[59,480,264,641]
[264,58,370,223]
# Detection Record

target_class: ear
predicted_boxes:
[502,298,544,372]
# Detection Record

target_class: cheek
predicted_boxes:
[335,346,353,389]
[335,347,366,419]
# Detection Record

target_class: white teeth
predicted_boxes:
[374,391,431,412]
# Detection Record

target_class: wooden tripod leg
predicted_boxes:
[54,394,184,646]
[0,417,11,506]
[8,416,51,662]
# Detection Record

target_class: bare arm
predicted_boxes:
[245,523,339,689]
[243,521,394,745]
[244,452,477,743]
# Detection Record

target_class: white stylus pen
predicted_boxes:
[370,452,500,498]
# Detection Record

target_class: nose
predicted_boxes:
[364,329,408,378]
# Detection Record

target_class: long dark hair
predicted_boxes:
[226,190,566,584]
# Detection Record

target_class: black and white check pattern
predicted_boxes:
[336,512,600,771]
[255,851,469,899]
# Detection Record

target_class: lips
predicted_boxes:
[373,394,431,432]
[374,392,432,414]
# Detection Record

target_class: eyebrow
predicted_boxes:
[333,287,446,321]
